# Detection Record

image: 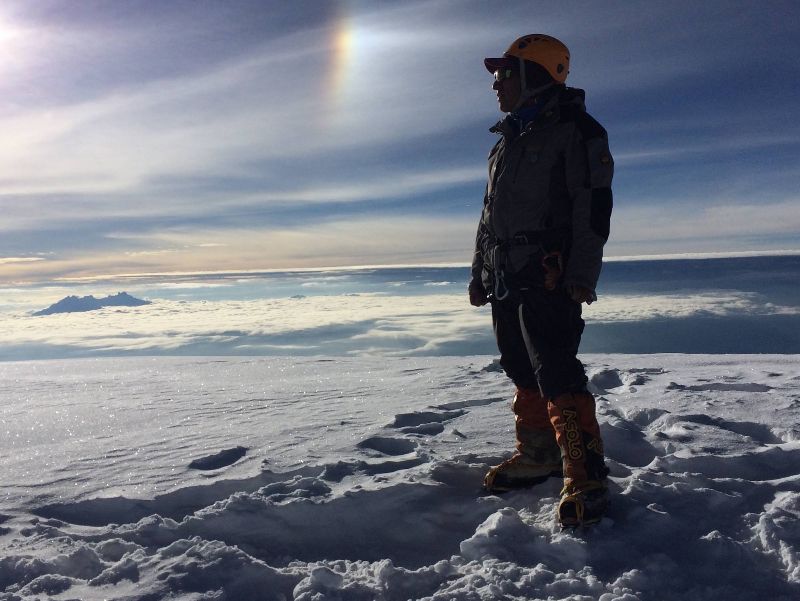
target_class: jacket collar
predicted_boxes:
[490,86,585,138]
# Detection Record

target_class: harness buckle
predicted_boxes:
[512,232,530,246]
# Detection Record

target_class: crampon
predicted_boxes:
[484,452,562,493]
[557,481,609,529]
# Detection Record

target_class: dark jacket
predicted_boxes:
[471,86,613,299]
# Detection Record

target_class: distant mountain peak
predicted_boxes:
[33,292,151,316]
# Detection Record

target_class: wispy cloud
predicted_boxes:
[0,257,44,265]
[0,3,499,200]
[154,282,232,290]
[235,167,485,206]
[607,198,800,257]
[585,292,800,323]
[614,134,800,167]
[1,215,477,284]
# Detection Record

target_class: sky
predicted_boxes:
[1,0,799,285]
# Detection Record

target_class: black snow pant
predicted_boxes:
[491,286,588,399]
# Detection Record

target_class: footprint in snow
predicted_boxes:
[33,465,323,526]
[666,381,773,393]
[389,410,465,428]
[348,436,427,476]
[400,422,446,435]
[357,455,427,476]
[651,413,783,446]
[387,409,466,435]
[589,367,660,393]
[357,436,417,456]
[0,515,11,537]
[431,397,505,411]
[621,407,671,428]
[188,446,248,471]
[596,404,661,468]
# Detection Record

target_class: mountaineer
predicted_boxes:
[469,34,614,527]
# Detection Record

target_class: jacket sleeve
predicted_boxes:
[563,113,614,298]
[470,186,489,284]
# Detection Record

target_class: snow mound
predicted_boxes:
[590,368,625,391]
[754,491,800,583]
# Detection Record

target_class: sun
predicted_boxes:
[0,12,24,65]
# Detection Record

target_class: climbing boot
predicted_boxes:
[547,391,610,527]
[484,387,562,493]
[557,480,609,528]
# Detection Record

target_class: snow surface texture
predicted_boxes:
[1,355,799,600]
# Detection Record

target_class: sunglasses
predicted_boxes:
[493,68,517,82]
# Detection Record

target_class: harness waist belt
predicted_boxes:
[497,226,571,250]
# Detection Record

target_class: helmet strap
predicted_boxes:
[511,56,554,112]
[511,82,555,112]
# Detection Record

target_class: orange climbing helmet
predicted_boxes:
[485,34,570,84]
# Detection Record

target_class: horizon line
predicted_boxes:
[5,249,799,287]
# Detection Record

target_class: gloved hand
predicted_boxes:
[468,279,489,307]
[567,284,594,305]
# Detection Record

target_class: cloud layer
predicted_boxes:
[4,288,797,360]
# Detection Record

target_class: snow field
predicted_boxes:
[0,355,799,600]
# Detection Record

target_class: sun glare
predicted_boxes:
[327,14,355,109]
[0,15,19,41]
[0,14,24,69]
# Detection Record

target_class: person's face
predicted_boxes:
[492,68,521,113]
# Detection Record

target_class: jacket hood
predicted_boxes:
[560,86,586,110]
